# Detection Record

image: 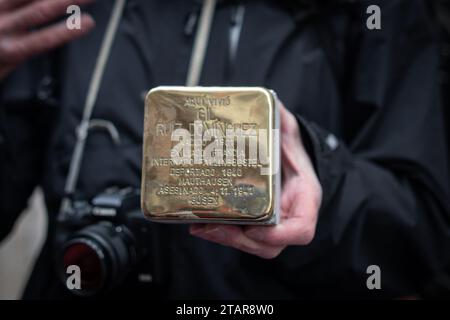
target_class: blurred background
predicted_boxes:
[0,191,47,299]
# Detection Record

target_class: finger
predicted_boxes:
[279,103,289,134]
[0,0,95,33]
[279,109,316,179]
[245,199,318,246]
[0,0,36,12]
[190,224,285,259]
[0,14,94,63]
[279,103,298,136]
[281,134,301,178]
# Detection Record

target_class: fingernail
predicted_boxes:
[204,227,227,242]
[245,229,265,242]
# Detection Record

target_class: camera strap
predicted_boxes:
[60,0,127,216]
[60,0,217,216]
[186,0,217,86]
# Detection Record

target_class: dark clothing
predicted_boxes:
[434,0,450,155]
[1,0,450,299]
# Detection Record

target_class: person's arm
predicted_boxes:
[293,0,450,296]
[191,0,450,297]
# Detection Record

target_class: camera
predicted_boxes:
[54,187,159,296]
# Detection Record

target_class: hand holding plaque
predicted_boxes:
[189,104,323,259]
[141,86,322,258]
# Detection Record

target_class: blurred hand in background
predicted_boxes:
[0,0,95,80]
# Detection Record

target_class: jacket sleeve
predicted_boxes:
[0,59,54,242]
[281,0,450,298]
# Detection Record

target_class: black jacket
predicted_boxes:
[1,0,449,299]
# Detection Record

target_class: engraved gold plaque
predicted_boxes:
[141,86,280,225]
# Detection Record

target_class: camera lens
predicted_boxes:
[60,222,135,296]
[63,240,105,293]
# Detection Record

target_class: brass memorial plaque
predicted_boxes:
[141,86,280,225]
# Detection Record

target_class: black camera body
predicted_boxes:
[54,187,160,296]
